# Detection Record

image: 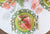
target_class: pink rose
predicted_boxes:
[2,3,10,9]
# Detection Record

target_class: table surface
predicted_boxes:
[0,0,50,34]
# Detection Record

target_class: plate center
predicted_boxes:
[15,13,34,32]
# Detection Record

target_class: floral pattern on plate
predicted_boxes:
[40,0,50,11]
[11,9,39,34]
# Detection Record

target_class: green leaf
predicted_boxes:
[0,2,3,6]
[27,31,31,34]
[22,17,24,20]
[18,20,21,23]
[22,21,25,23]
[32,28,35,31]
[16,0,24,7]
[22,32,26,34]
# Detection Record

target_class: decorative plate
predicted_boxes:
[11,9,39,34]
[40,0,50,11]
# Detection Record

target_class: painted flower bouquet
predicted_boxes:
[0,0,15,9]
[0,0,25,9]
